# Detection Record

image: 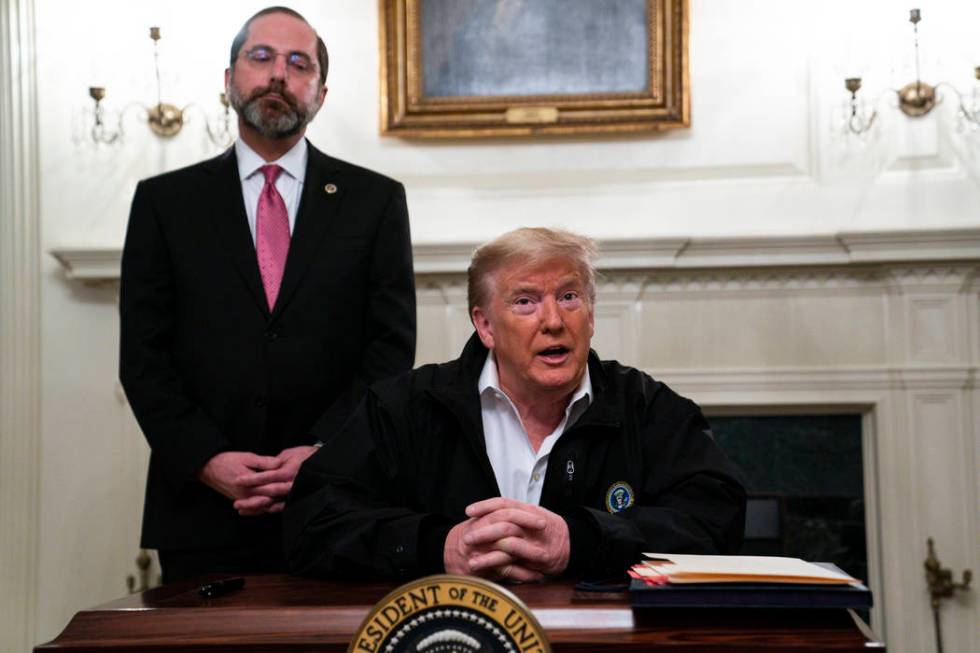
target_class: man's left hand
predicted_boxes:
[233,445,319,516]
[462,497,571,576]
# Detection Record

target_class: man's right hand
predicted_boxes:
[196,451,283,509]
[443,510,546,583]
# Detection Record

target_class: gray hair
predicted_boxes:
[230,6,329,85]
[467,227,598,315]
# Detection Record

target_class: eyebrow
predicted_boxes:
[250,43,313,57]
[507,284,541,297]
[504,276,583,299]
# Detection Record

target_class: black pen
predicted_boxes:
[198,576,246,598]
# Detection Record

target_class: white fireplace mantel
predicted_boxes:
[50,227,980,282]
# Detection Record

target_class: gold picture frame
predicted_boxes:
[379,0,689,138]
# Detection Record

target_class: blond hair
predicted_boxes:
[467,227,599,314]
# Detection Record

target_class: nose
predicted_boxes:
[540,297,564,332]
[269,53,289,79]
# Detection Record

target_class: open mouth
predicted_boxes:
[538,345,570,362]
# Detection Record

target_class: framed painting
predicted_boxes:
[378,0,689,138]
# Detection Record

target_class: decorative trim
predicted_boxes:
[0,0,40,650]
[411,242,477,275]
[636,268,888,293]
[841,229,980,263]
[887,265,977,289]
[50,227,980,283]
[677,235,847,268]
[49,247,121,282]
[652,365,976,394]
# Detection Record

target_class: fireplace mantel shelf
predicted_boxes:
[50,228,980,282]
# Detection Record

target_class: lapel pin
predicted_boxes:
[324,183,338,194]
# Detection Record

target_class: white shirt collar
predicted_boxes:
[235,137,308,184]
[478,351,592,411]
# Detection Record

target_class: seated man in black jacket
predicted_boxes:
[284,227,745,581]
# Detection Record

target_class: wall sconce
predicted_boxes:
[81,26,234,148]
[836,9,979,140]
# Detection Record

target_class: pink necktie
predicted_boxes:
[255,164,290,310]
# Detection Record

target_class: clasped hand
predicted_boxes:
[444,497,570,583]
[197,445,318,516]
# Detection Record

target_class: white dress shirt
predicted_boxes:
[478,352,592,505]
[235,137,307,245]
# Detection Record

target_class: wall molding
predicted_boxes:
[50,227,980,283]
[49,247,120,283]
[653,365,976,394]
[0,0,41,650]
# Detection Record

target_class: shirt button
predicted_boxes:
[532,473,541,482]
[395,544,405,554]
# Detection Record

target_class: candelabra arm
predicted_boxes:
[934,81,980,125]
[90,100,120,144]
[843,86,893,135]
[181,99,235,148]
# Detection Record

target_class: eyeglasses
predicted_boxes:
[240,46,315,75]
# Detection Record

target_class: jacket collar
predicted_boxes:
[205,147,268,316]
[426,333,622,495]
[429,333,621,431]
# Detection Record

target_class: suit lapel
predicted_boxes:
[270,143,343,322]
[207,149,269,317]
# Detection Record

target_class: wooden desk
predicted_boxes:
[37,574,884,652]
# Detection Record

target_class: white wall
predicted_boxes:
[28,0,980,648]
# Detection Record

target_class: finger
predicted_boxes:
[236,467,293,487]
[233,495,274,511]
[277,445,317,464]
[238,505,274,516]
[462,520,525,546]
[236,496,280,516]
[242,481,293,499]
[474,508,546,532]
[496,564,543,584]
[465,497,519,517]
[492,537,548,565]
[468,550,514,572]
[241,453,283,471]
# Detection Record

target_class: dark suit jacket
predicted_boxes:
[119,141,416,553]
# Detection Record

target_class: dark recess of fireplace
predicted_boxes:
[709,414,868,585]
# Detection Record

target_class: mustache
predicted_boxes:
[245,81,301,112]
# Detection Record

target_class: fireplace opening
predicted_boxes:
[708,414,868,584]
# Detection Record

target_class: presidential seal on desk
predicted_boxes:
[349,574,551,653]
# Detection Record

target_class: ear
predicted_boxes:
[224,67,231,90]
[471,305,495,350]
[318,84,328,105]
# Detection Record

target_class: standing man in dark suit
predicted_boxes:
[119,6,416,583]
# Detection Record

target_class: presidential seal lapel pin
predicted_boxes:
[605,481,635,513]
[324,183,338,194]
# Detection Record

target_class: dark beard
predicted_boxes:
[228,78,316,139]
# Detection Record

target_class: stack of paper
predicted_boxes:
[630,553,860,586]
